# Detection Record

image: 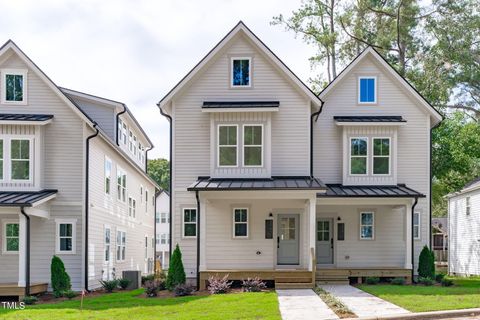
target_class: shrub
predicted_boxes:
[63,290,77,299]
[166,244,186,290]
[173,284,194,297]
[157,280,167,291]
[418,277,434,286]
[100,279,119,293]
[242,277,267,292]
[207,275,233,294]
[23,296,38,305]
[142,274,155,285]
[51,255,71,296]
[144,280,160,297]
[365,277,380,285]
[418,246,435,279]
[435,273,446,283]
[441,278,454,287]
[390,277,405,285]
[118,278,131,290]
[53,290,64,298]
[155,270,167,282]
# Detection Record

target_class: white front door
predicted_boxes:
[277,214,299,265]
[316,218,333,264]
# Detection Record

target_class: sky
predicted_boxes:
[0,0,318,159]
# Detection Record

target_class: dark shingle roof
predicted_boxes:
[0,190,58,207]
[0,114,54,122]
[188,176,325,191]
[461,176,480,190]
[334,116,406,123]
[202,101,279,109]
[318,184,425,198]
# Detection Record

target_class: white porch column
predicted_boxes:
[405,202,413,269]
[199,198,207,272]
[308,196,316,271]
[18,213,27,287]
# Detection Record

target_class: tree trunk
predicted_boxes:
[330,0,337,78]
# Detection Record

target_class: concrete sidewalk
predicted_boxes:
[276,289,339,320]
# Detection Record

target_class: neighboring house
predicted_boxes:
[446,178,480,276]
[0,40,158,298]
[432,217,448,262]
[158,22,442,289]
[155,190,170,269]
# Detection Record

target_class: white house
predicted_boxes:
[446,178,480,276]
[156,190,170,269]
[0,40,159,298]
[158,22,442,289]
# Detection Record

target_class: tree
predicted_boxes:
[147,158,169,191]
[51,255,71,294]
[418,245,435,279]
[166,244,186,290]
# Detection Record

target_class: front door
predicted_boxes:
[316,218,333,264]
[277,214,299,265]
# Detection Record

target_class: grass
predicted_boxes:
[0,289,281,320]
[358,276,480,312]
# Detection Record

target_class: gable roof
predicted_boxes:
[319,47,443,127]
[158,21,323,111]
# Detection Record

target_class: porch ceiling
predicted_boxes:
[187,176,326,191]
[0,189,58,207]
[318,184,425,198]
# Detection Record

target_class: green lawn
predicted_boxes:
[0,289,281,320]
[359,277,480,312]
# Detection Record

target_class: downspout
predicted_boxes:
[116,105,127,145]
[145,146,153,172]
[154,193,157,274]
[85,123,99,291]
[310,100,325,177]
[429,121,442,249]
[195,191,201,289]
[411,196,419,283]
[20,207,30,297]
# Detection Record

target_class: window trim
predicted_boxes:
[1,69,28,105]
[230,57,252,88]
[232,208,249,239]
[217,124,238,168]
[9,137,33,183]
[349,137,368,176]
[182,207,197,239]
[372,137,391,176]
[116,228,126,262]
[104,156,112,196]
[358,76,377,104]
[2,219,19,254]
[128,196,136,218]
[104,225,111,263]
[413,211,421,240]
[55,218,77,254]
[466,196,471,215]
[117,167,127,203]
[359,211,375,240]
[242,124,264,167]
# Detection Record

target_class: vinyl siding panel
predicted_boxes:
[0,214,20,282]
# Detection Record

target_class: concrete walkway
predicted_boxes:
[319,284,410,318]
[277,289,339,320]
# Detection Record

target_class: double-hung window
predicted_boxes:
[156,233,160,244]
[3,221,19,253]
[373,138,390,175]
[128,197,136,218]
[233,208,248,238]
[145,190,149,213]
[155,212,160,223]
[231,58,251,87]
[11,139,30,181]
[117,168,127,202]
[183,208,197,238]
[128,131,133,153]
[160,234,167,244]
[2,70,27,104]
[116,230,126,261]
[350,138,368,175]
[160,213,168,223]
[243,125,263,166]
[413,212,420,240]
[358,77,376,103]
[117,120,123,144]
[56,220,76,254]
[360,212,374,240]
[133,136,137,156]
[466,197,471,215]
[218,125,237,167]
[104,157,112,195]
[122,123,127,145]
[104,227,111,263]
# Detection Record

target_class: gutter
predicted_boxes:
[411,196,419,283]
[20,207,30,297]
[115,104,127,145]
[310,100,325,177]
[195,191,201,289]
[145,146,153,172]
[85,123,99,291]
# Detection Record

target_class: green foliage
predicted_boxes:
[63,290,77,299]
[365,277,380,285]
[118,278,131,290]
[441,278,454,287]
[390,277,406,285]
[142,274,155,285]
[173,284,194,297]
[166,244,186,290]
[147,158,169,191]
[99,279,119,293]
[22,295,38,305]
[418,246,435,279]
[418,277,434,286]
[50,255,71,295]
[435,273,446,283]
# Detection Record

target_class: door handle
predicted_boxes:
[277,236,280,248]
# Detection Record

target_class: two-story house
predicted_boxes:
[0,40,158,298]
[155,190,170,269]
[158,22,442,289]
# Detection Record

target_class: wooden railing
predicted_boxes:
[311,247,316,286]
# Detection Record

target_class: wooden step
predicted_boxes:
[275,282,314,289]
[275,277,312,283]
[316,280,350,285]
[316,274,350,279]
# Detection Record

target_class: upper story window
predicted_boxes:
[466,196,471,215]
[104,157,112,195]
[133,136,138,156]
[373,138,390,175]
[218,125,238,167]
[358,76,376,104]
[350,138,368,175]
[128,131,133,152]
[231,57,251,87]
[243,125,263,167]
[349,137,392,176]
[128,196,136,218]
[117,168,127,202]
[121,123,127,145]
[11,139,31,181]
[2,69,27,104]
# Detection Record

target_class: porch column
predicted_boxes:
[18,213,27,287]
[405,202,413,269]
[199,198,207,272]
[308,196,316,271]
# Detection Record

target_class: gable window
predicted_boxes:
[360,212,374,240]
[233,208,248,238]
[358,77,376,103]
[2,70,27,104]
[104,226,111,263]
[104,157,112,195]
[350,138,368,175]
[128,197,136,218]
[413,212,420,240]
[116,230,126,261]
[11,139,30,181]
[466,197,471,215]
[183,208,197,238]
[243,125,263,166]
[218,125,237,167]
[231,58,250,87]
[56,219,76,254]
[373,138,390,175]
[3,221,19,253]
[117,168,127,202]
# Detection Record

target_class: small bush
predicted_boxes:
[418,246,435,279]
[51,255,71,294]
[118,278,131,290]
[441,278,454,287]
[365,277,380,285]
[207,275,233,294]
[174,284,194,297]
[142,274,155,285]
[155,270,167,282]
[166,244,186,290]
[100,279,119,293]
[63,290,77,299]
[435,273,446,283]
[242,277,267,292]
[157,280,167,291]
[418,277,434,286]
[53,290,64,298]
[144,280,160,297]
[23,296,38,305]
[390,277,405,285]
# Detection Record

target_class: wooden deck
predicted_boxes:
[316,267,412,284]
[0,283,48,298]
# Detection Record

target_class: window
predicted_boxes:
[128,131,133,152]
[3,221,19,253]
[145,189,149,212]
[122,122,127,145]
[466,197,471,215]
[183,208,197,238]
[145,236,148,259]
[133,135,137,156]
[317,220,330,241]
[2,70,26,103]
[56,220,76,254]
[11,139,30,181]
[231,58,250,87]
[138,142,143,161]
[413,212,420,240]
[156,233,160,244]
[104,157,112,195]
[243,125,263,166]
[350,138,368,175]
[160,234,167,244]
[360,212,374,240]
[358,77,376,103]
[233,208,248,238]
[117,120,123,144]
[116,230,126,261]
[373,138,390,175]
[160,213,168,223]
[117,168,127,202]
[337,223,345,241]
[0,139,3,181]
[155,212,160,224]
[218,125,237,167]
[104,227,111,263]
[128,197,136,218]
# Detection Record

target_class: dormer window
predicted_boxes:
[231,58,251,87]
[2,69,27,104]
[358,76,376,104]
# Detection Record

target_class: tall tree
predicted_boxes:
[147,158,170,191]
